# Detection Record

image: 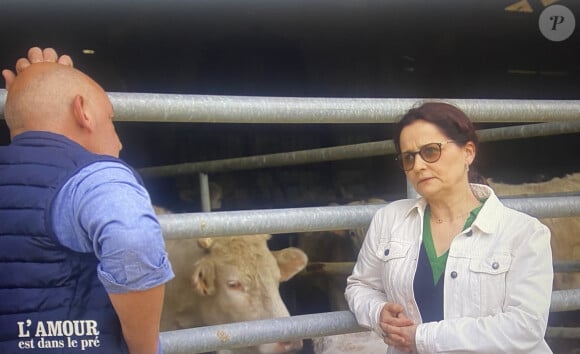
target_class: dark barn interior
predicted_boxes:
[1,1,579,352]
[1,0,579,212]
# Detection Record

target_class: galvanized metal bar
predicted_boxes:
[160,289,580,354]
[157,195,580,239]
[502,196,580,219]
[140,140,393,177]
[2,90,579,123]
[160,311,365,354]
[477,121,580,142]
[199,172,211,212]
[550,289,580,312]
[138,122,580,178]
[158,204,382,239]
[553,261,580,273]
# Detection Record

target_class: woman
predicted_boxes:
[345,102,553,353]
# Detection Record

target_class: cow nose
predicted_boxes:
[278,340,303,352]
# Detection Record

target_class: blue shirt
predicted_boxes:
[52,161,174,294]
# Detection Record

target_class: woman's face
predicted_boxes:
[399,120,474,199]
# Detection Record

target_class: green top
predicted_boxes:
[423,201,485,285]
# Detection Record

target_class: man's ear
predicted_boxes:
[72,94,92,132]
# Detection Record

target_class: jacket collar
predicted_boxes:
[405,183,501,235]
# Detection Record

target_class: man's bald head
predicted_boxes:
[4,62,106,136]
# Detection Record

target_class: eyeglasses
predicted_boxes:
[396,140,455,171]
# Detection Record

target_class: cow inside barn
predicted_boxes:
[156,208,308,354]
[293,198,387,313]
[291,198,388,354]
[488,173,580,353]
[488,173,580,291]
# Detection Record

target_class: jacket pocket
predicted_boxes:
[469,252,511,274]
[469,252,512,313]
[376,240,412,261]
[376,240,412,292]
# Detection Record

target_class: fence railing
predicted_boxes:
[1,91,580,123]
[139,121,580,178]
[157,194,580,353]
[4,91,578,351]
[160,287,580,354]
[157,195,580,239]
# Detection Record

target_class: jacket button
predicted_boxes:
[384,249,390,256]
[450,271,458,279]
[465,230,473,237]
[492,262,499,270]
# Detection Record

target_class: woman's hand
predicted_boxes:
[379,302,417,353]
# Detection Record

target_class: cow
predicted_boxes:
[488,174,580,353]
[155,208,308,354]
[292,198,388,353]
[294,198,387,313]
[488,173,580,291]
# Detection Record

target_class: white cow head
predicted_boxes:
[192,234,307,354]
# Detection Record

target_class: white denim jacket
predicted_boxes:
[345,184,553,354]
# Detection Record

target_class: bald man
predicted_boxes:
[0,48,174,354]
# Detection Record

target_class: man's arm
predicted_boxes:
[53,162,174,353]
[109,285,166,354]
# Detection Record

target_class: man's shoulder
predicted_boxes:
[74,160,139,183]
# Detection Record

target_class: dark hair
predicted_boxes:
[394,101,487,185]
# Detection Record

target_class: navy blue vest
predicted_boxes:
[0,131,140,353]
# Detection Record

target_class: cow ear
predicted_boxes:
[197,238,214,249]
[272,247,308,282]
[191,259,216,296]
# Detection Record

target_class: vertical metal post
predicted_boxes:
[199,172,211,212]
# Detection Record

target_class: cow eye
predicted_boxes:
[226,280,244,291]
